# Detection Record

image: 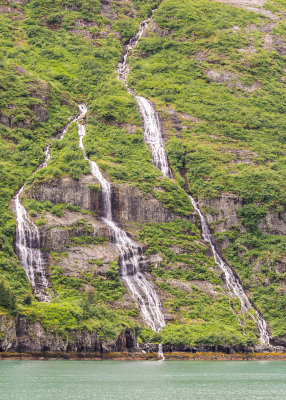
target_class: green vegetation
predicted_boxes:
[0,0,162,341]
[0,281,16,312]
[1,0,285,346]
[129,0,286,339]
[137,220,258,345]
[23,198,83,218]
[20,260,132,340]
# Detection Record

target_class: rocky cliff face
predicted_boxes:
[24,175,177,282]
[2,314,280,355]
[0,314,137,353]
[113,183,176,223]
[27,176,102,214]
[18,173,179,336]
[200,193,286,240]
[199,193,286,328]
[199,194,244,233]
[258,210,286,235]
[0,315,17,351]
[27,176,176,223]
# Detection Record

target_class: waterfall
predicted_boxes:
[135,95,270,344]
[14,106,87,301]
[14,140,52,301]
[158,343,165,361]
[77,106,165,332]
[136,96,172,179]
[117,18,149,83]
[189,197,270,344]
[116,14,270,345]
[15,185,50,301]
[117,15,172,179]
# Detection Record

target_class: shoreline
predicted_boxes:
[1,351,286,361]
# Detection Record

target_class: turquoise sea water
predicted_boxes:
[0,360,285,400]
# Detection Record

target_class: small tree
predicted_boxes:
[0,281,16,311]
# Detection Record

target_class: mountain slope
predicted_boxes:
[129,0,286,342]
[0,0,285,353]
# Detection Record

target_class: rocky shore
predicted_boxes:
[1,351,286,361]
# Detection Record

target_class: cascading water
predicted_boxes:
[77,105,165,333]
[117,12,270,345]
[158,343,165,361]
[188,197,269,344]
[117,15,172,181]
[136,96,172,179]
[117,13,171,358]
[15,185,50,301]
[117,18,149,83]
[14,107,87,301]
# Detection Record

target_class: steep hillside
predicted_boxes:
[0,0,285,354]
[129,0,286,343]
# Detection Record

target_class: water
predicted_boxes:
[117,18,149,83]
[77,107,165,332]
[117,14,270,344]
[189,196,270,344]
[0,360,285,400]
[117,14,172,180]
[158,343,165,361]
[13,106,87,301]
[14,186,49,302]
[136,96,172,178]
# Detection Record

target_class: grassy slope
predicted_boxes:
[0,0,164,341]
[0,0,282,346]
[129,0,286,339]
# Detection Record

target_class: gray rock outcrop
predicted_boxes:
[199,193,244,232]
[114,183,176,223]
[258,211,286,235]
[27,176,102,213]
[27,176,176,223]
[0,314,137,353]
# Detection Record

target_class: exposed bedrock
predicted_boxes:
[40,211,110,252]
[2,314,284,354]
[138,342,285,354]
[199,193,244,233]
[113,183,176,223]
[258,211,286,235]
[26,176,177,223]
[0,315,137,353]
[27,176,101,214]
[200,193,286,236]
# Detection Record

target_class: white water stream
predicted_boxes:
[14,107,86,301]
[77,105,165,333]
[136,96,172,179]
[117,13,270,345]
[189,197,269,344]
[15,186,49,301]
[13,9,270,349]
